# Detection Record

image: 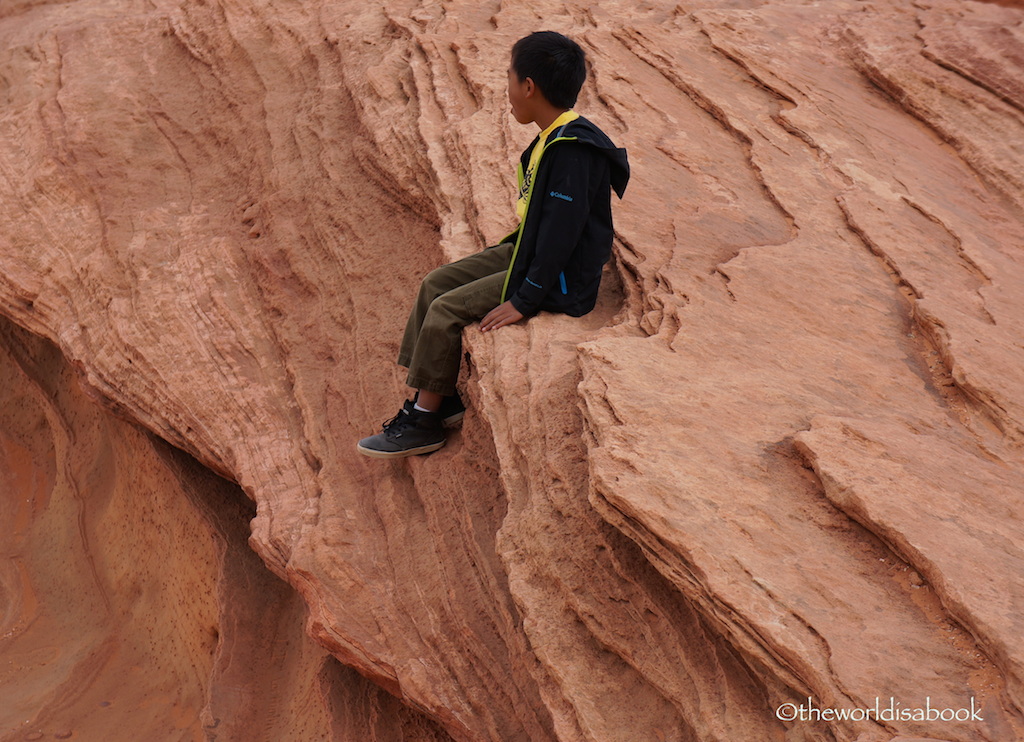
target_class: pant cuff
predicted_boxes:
[405,374,457,396]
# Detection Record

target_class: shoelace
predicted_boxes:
[381,408,416,439]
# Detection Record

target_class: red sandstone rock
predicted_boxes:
[0,318,450,740]
[1,0,1023,740]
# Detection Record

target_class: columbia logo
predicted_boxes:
[550,191,573,202]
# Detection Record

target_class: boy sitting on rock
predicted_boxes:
[358,30,630,458]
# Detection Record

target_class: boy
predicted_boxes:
[358,30,629,458]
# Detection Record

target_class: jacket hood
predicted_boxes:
[559,116,630,199]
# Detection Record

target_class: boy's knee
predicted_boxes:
[425,293,456,322]
[419,267,454,301]
[415,276,443,308]
[426,292,483,330]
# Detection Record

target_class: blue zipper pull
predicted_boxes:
[559,272,568,294]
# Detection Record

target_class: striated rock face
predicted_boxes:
[0,316,451,740]
[1,0,1023,740]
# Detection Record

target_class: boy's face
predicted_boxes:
[507,67,534,125]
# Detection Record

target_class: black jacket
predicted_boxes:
[499,116,629,317]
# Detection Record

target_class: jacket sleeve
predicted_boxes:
[508,142,596,316]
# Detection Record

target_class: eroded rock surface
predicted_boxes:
[1,0,1023,740]
[0,317,452,741]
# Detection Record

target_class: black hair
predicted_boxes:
[511,31,587,109]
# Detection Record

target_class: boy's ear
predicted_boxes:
[523,76,536,98]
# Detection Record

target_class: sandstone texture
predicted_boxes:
[1,0,1023,740]
[0,317,448,741]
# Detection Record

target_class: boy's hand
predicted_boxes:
[480,301,524,332]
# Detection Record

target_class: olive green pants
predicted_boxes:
[398,243,514,396]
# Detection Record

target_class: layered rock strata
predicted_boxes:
[0,317,452,740]
[1,0,1023,740]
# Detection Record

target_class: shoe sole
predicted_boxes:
[356,440,446,459]
[442,411,465,428]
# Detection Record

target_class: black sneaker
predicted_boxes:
[439,392,466,427]
[357,402,446,458]
[413,391,466,427]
